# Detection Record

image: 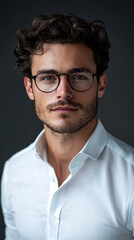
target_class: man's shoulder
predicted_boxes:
[107,133,134,166]
[6,142,36,167]
[6,129,45,166]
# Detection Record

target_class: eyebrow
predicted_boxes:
[35,69,59,75]
[35,67,92,75]
[68,68,92,74]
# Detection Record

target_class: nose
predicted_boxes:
[56,75,73,100]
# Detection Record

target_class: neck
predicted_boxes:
[44,117,98,186]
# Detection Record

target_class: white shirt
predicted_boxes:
[1,120,134,240]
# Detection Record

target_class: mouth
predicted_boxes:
[52,105,78,113]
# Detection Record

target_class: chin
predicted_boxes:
[44,120,90,134]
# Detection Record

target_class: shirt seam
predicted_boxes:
[126,185,134,230]
[106,141,134,167]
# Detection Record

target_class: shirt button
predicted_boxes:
[49,176,56,182]
[51,215,58,223]
[52,177,56,183]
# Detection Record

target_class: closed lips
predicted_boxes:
[52,106,77,111]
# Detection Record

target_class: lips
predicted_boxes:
[52,105,77,112]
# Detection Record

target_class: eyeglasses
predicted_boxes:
[31,70,96,93]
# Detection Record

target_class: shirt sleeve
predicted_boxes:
[1,161,20,240]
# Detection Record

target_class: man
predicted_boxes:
[1,13,134,240]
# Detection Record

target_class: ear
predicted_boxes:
[97,73,107,98]
[24,77,34,100]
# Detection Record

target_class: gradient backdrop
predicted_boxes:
[0,0,134,238]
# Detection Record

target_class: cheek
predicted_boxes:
[34,98,47,122]
[35,97,46,108]
[81,89,98,103]
[34,93,54,114]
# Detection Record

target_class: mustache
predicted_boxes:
[47,100,84,111]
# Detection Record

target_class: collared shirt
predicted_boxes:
[1,120,134,240]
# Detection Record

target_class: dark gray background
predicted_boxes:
[0,0,134,238]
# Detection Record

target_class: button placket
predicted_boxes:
[48,205,62,240]
[47,166,59,239]
[48,166,63,239]
[50,207,61,224]
[48,165,58,209]
[47,164,73,240]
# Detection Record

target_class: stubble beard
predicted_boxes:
[34,96,98,135]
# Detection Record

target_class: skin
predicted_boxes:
[24,43,107,186]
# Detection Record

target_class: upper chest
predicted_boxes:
[9,153,134,240]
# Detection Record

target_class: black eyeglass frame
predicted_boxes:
[31,70,97,93]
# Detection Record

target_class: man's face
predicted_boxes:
[25,43,106,134]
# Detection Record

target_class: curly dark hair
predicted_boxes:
[14,13,111,79]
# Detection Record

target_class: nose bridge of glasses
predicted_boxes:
[58,73,70,81]
[57,73,72,92]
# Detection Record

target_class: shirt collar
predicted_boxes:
[33,129,47,161]
[79,119,109,160]
[33,119,109,162]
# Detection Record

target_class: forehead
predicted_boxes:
[31,43,96,74]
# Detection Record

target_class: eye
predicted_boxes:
[38,74,57,82]
[42,76,52,81]
[71,74,88,81]
[75,75,86,80]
